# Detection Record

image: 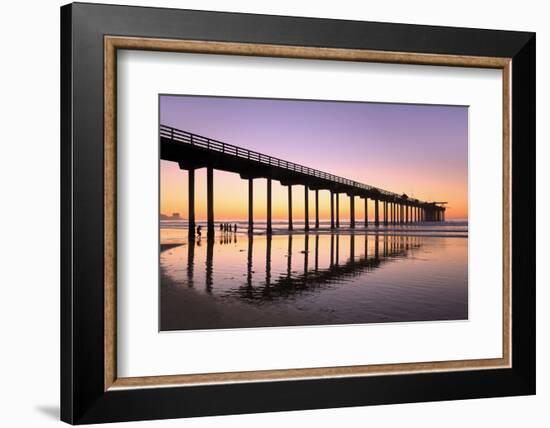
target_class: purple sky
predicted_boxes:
[160,95,468,219]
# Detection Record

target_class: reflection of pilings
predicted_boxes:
[246,236,253,287]
[350,234,355,261]
[287,185,293,231]
[207,166,214,237]
[374,199,379,226]
[287,235,293,278]
[315,189,319,228]
[304,234,309,276]
[330,233,335,266]
[248,178,253,233]
[265,234,272,286]
[335,234,340,265]
[205,237,213,292]
[304,185,309,231]
[314,234,319,271]
[330,191,335,229]
[186,240,195,287]
[350,195,355,228]
[266,178,272,234]
[374,234,379,259]
[188,169,195,239]
[238,233,423,299]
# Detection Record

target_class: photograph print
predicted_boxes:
[159,95,468,332]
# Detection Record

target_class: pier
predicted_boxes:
[160,125,447,238]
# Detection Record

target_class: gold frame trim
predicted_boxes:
[104,36,512,391]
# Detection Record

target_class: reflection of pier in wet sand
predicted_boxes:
[160,231,468,331]
[179,233,421,302]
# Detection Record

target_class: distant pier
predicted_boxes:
[160,125,447,238]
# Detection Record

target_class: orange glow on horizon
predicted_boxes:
[161,161,467,221]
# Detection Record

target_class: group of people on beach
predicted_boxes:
[220,223,238,234]
[192,223,238,239]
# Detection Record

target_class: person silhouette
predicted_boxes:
[233,223,237,233]
[196,225,202,238]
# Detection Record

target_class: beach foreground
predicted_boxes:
[160,229,467,331]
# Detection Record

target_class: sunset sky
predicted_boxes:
[160,95,468,221]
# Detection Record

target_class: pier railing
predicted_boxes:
[160,124,426,203]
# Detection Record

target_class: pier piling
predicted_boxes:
[315,189,319,228]
[288,185,293,231]
[350,195,355,228]
[207,166,214,237]
[248,178,253,233]
[267,178,272,234]
[304,185,310,231]
[188,168,195,239]
[336,193,340,228]
[330,191,335,229]
[162,125,448,233]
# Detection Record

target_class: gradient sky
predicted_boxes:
[160,95,468,221]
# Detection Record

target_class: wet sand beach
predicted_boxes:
[159,226,468,331]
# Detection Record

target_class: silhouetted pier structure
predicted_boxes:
[160,125,447,237]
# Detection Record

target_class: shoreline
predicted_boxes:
[161,227,468,242]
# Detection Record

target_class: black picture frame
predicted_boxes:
[61,2,535,424]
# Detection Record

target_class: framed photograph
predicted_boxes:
[61,2,535,424]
